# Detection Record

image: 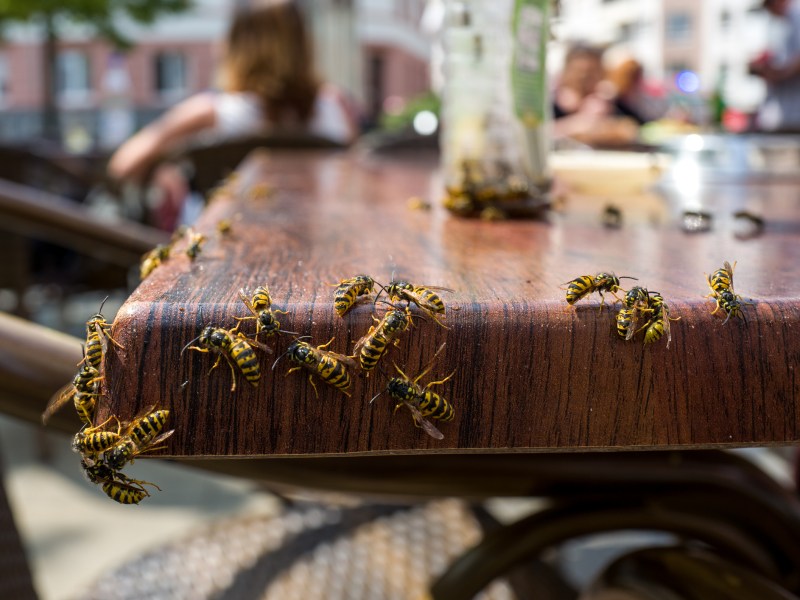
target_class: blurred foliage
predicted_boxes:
[379,91,440,132]
[0,0,193,48]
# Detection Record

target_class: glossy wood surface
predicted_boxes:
[100,148,800,457]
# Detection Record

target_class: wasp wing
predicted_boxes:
[42,383,76,424]
[321,350,358,370]
[237,332,274,354]
[624,309,640,341]
[402,400,444,440]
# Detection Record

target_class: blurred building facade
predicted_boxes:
[553,0,770,114]
[0,0,431,147]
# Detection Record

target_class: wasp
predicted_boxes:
[140,244,172,280]
[643,293,680,348]
[83,296,124,370]
[705,261,750,323]
[372,343,455,440]
[235,286,293,338]
[381,279,454,327]
[80,458,117,485]
[41,363,102,425]
[352,307,411,372]
[714,289,747,324]
[616,307,637,340]
[277,338,355,397]
[101,479,157,505]
[104,408,173,471]
[332,275,376,316]
[80,458,161,504]
[563,272,635,309]
[622,286,650,310]
[183,326,265,391]
[216,219,232,235]
[707,261,736,296]
[186,228,206,260]
[72,415,121,457]
[616,286,653,341]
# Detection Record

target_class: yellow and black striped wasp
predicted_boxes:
[140,243,172,280]
[380,279,454,327]
[81,458,161,504]
[104,407,173,471]
[183,325,268,391]
[563,272,636,310]
[642,292,680,348]
[276,337,356,397]
[72,415,122,458]
[351,306,412,373]
[705,260,751,323]
[83,296,124,371]
[615,286,651,341]
[186,228,207,260]
[707,261,736,297]
[371,343,455,440]
[42,361,102,425]
[332,275,377,317]
[235,286,295,339]
[101,479,152,505]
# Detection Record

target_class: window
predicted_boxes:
[154,52,188,98]
[665,12,692,41]
[0,54,9,102]
[56,50,91,103]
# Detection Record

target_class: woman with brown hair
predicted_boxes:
[108,1,358,227]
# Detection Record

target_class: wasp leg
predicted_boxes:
[427,310,450,329]
[121,475,162,494]
[100,325,126,350]
[307,374,319,398]
[85,414,119,435]
[207,354,224,375]
[317,337,336,350]
[231,316,249,331]
[425,369,457,388]
[221,354,240,392]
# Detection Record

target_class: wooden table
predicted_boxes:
[100,147,800,460]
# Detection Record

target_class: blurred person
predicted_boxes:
[749,0,800,131]
[108,0,359,230]
[551,44,639,147]
[606,57,667,125]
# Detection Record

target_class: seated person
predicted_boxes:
[108,1,359,229]
[552,44,639,147]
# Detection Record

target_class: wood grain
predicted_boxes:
[99,149,800,457]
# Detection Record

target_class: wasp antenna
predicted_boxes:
[271,336,310,371]
[374,299,400,311]
[97,295,110,314]
[619,276,639,281]
[180,333,204,356]
[372,281,390,308]
[271,348,293,371]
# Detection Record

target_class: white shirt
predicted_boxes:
[209,86,353,144]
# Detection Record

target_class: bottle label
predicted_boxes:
[512,0,549,126]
